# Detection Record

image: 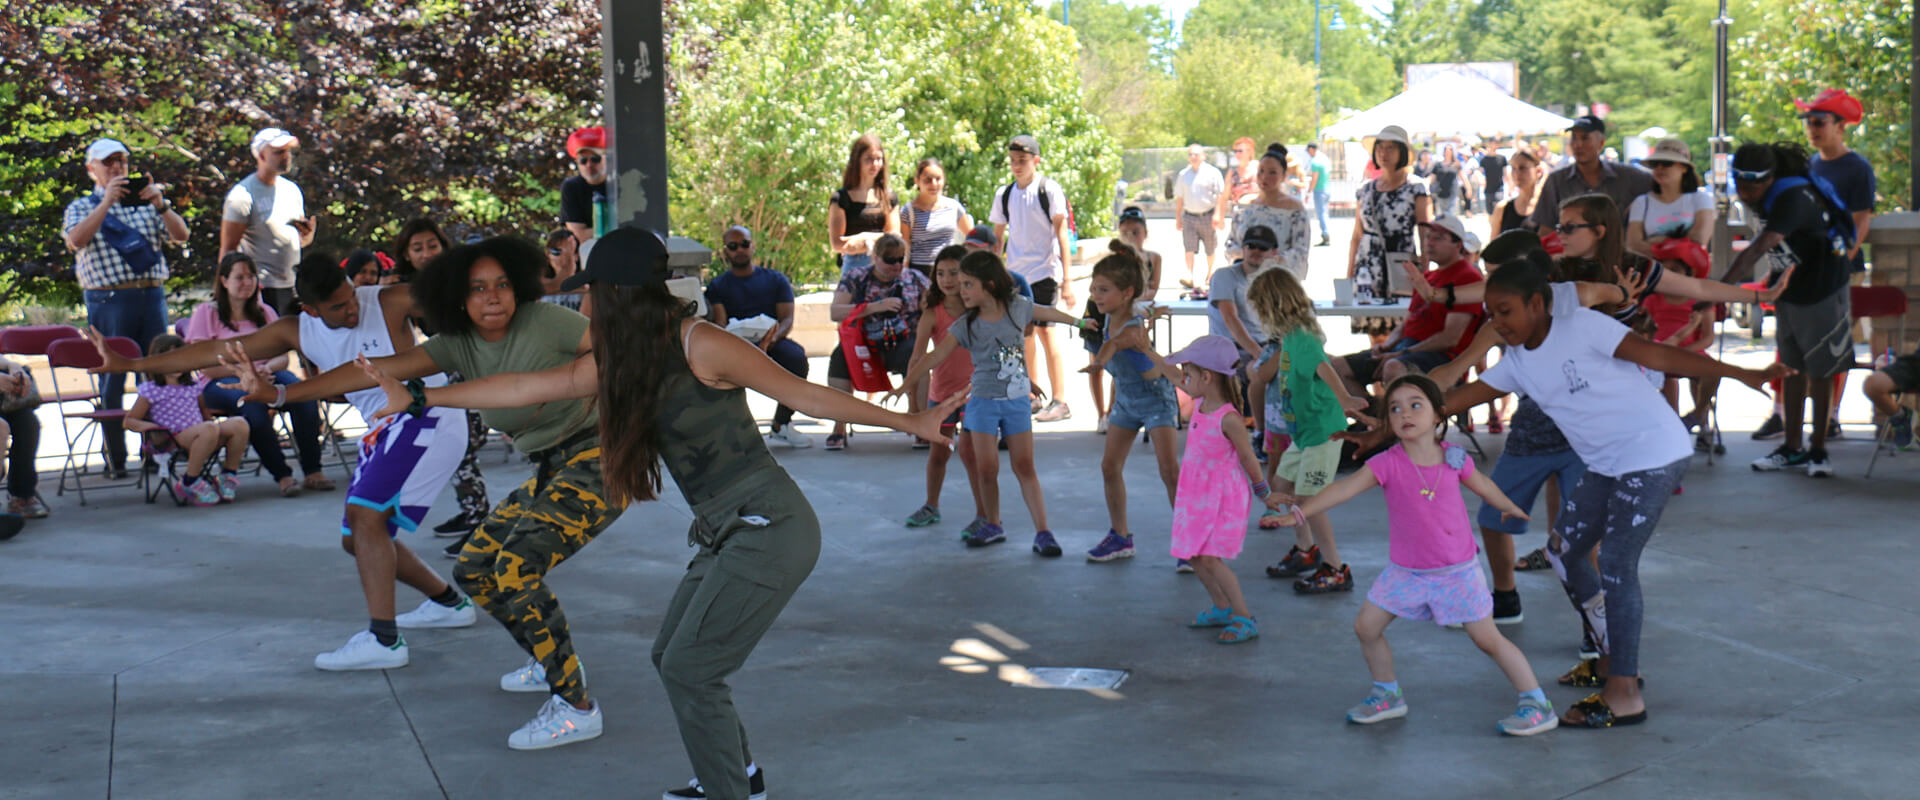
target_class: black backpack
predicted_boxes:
[998,178,1068,230]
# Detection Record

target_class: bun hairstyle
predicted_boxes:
[1261,142,1290,172]
[1092,240,1149,303]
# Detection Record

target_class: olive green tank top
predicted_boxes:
[657,326,781,506]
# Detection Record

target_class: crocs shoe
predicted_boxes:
[1085,530,1135,562]
[905,505,941,528]
[1032,530,1063,558]
[1346,688,1408,724]
[963,523,1006,548]
[1187,604,1233,628]
[1498,697,1559,736]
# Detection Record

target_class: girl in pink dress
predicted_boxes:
[1288,374,1556,736]
[125,334,252,506]
[1144,335,1285,644]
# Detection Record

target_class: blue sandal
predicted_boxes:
[1188,605,1233,628]
[1216,615,1259,644]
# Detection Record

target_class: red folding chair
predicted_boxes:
[46,336,143,505]
[1853,286,1912,477]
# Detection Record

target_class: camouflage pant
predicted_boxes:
[449,410,490,519]
[455,433,624,706]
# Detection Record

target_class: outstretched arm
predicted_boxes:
[87,319,301,376]
[1443,380,1509,418]
[690,321,965,444]
[1462,462,1528,522]
[359,354,596,418]
[1428,325,1503,389]
[1292,465,1379,521]
[1611,331,1791,391]
[224,341,440,404]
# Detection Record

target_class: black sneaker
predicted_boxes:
[1293,562,1354,594]
[1579,630,1599,661]
[1826,418,1844,440]
[663,768,767,799]
[433,509,487,537]
[1492,589,1523,625]
[1750,413,1786,440]
[1751,445,1809,472]
[443,533,472,559]
[1265,545,1321,578]
[1805,447,1834,478]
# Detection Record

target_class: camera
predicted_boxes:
[120,173,152,206]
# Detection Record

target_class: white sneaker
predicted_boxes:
[500,657,549,692]
[396,596,477,628]
[507,694,603,751]
[767,426,813,448]
[314,630,409,671]
[1094,414,1109,434]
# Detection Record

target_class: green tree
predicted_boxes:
[1168,36,1317,148]
[1732,0,1911,209]
[1041,0,1180,148]
[1180,0,1397,118]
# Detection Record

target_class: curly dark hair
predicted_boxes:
[409,236,548,336]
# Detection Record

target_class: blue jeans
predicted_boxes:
[1312,190,1331,241]
[83,287,169,469]
[204,372,324,480]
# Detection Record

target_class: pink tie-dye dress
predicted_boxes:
[1170,401,1252,560]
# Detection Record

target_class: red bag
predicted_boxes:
[838,304,894,393]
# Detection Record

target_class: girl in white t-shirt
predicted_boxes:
[1626,139,1715,258]
[1446,261,1788,731]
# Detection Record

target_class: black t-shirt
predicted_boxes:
[1481,154,1508,192]
[1432,162,1459,195]
[1810,151,1875,272]
[1763,184,1850,305]
[833,188,892,239]
[560,175,606,228]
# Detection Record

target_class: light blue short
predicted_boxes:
[963,396,1033,438]
[1106,378,1178,432]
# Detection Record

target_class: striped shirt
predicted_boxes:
[63,191,172,289]
[898,195,969,267]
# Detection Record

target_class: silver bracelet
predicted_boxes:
[271,384,287,409]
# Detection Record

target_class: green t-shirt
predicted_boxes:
[421,301,596,453]
[1310,158,1331,193]
[1280,328,1343,446]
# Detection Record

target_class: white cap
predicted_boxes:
[1420,213,1469,244]
[251,127,299,155]
[1463,231,1483,253]
[85,138,130,163]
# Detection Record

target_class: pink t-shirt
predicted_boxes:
[185,301,280,371]
[1366,442,1478,569]
[136,378,211,435]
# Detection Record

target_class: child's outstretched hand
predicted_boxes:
[1340,395,1377,427]
[1332,422,1392,453]
[1741,362,1796,396]
[1499,506,1532,523]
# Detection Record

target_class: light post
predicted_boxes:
[1313,1,1347,140]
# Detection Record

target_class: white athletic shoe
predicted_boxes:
[507,694,603,751]
[500,657,549,692]
[766,426,813,449]
[395,597,477,629]
[314,630,409,671]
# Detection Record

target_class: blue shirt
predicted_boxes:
[1810,150,1875,272]
[705,266,795,322]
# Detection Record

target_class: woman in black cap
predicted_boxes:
[357,228,960,800]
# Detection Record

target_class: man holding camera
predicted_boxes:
[221,127,315,314]
[62,137,188,478]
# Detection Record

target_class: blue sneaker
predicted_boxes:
[963,523,1006,548]
[1085,530,1135,562]
[1175,559,1195,574]
[1032,530,1063,557]
[1890,407,1916,450]
[961,517,987,538]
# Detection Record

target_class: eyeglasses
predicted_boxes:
[1731,168,1772,183]
[880,255,906,265]
[576,154,603,165]
[1554,223,1600,235]
[725,241,752,251]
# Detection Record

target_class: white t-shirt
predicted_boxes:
[1481,296,1692,477]
[988,176,1068,285]
[1174,164,1225,214]
[1628,190,1712,241]
[222,174,307,288]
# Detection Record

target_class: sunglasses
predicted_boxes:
[1243,243,1274,252]
[880,255,907,265]
[546,247,565,257]
[576,154,603,165]
[1554,223,1600,235]
[1803,115,1838,128]
[725,241,752,251]
[1731,168,1772,183]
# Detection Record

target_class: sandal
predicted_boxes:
[1257,509,1289,529]
[1564,692,1647,729]
[1559,659,1647,688]
[302,474,336,492]
[278,477,302,498]
[1216,614,1259,644]
[824,433,847,451]
[1188,604,1233,628]
[1515,547,1552,571]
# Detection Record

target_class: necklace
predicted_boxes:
[1411,456,1441,501]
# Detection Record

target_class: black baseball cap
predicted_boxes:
[1241,225,1278,249]
[964,224,997,247]
[1481,228,1547,267]
[560,227,671,291]
[1008,135,1041,156]
[1566,114,1607,134]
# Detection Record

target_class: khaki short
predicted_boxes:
[1277,439,1342,496]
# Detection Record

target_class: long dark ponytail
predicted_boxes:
[588,279,697,506]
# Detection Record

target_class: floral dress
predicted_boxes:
[1351,178,1428,334]
[1233,203,1312,280]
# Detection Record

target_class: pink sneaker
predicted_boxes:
[181,477,221,507]
[218,472,241,503]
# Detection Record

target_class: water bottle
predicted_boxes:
[1876,346,1896,370]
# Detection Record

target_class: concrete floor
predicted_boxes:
[7,217,1918,799]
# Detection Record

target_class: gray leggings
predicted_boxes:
[1552,458,1687,678]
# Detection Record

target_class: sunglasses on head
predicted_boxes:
[576,154,603,165]
[1554,222,1600,235]
[1731,167,1772,183]
[725,240,752,251]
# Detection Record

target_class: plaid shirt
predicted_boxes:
[63,190,172,289]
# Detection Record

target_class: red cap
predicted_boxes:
[1649,238,1710,278]
[1793,89,1864,125]
[565,126,607,159]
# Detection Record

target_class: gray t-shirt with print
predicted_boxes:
[947,296,1035,401]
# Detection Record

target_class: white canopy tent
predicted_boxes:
[1322,72,1575,141]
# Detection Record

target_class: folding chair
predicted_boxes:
[0,325,83,506]
[139,429,193,505]
[45,335,143,505]
[1853,286,1911,477]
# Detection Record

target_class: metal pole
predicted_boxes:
[1709,0,1733,280]
[599,0,669,234]
[1911,0,1917,207]
[1063,0,1069,26]
[1313,1,1323,139]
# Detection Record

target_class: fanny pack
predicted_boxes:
[98,211,161,275]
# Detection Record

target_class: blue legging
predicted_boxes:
[202,372,323,481]
[1552,457,1687,678]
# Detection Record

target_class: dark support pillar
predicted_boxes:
[599,0,669,234]
[1910,0,1917,207]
